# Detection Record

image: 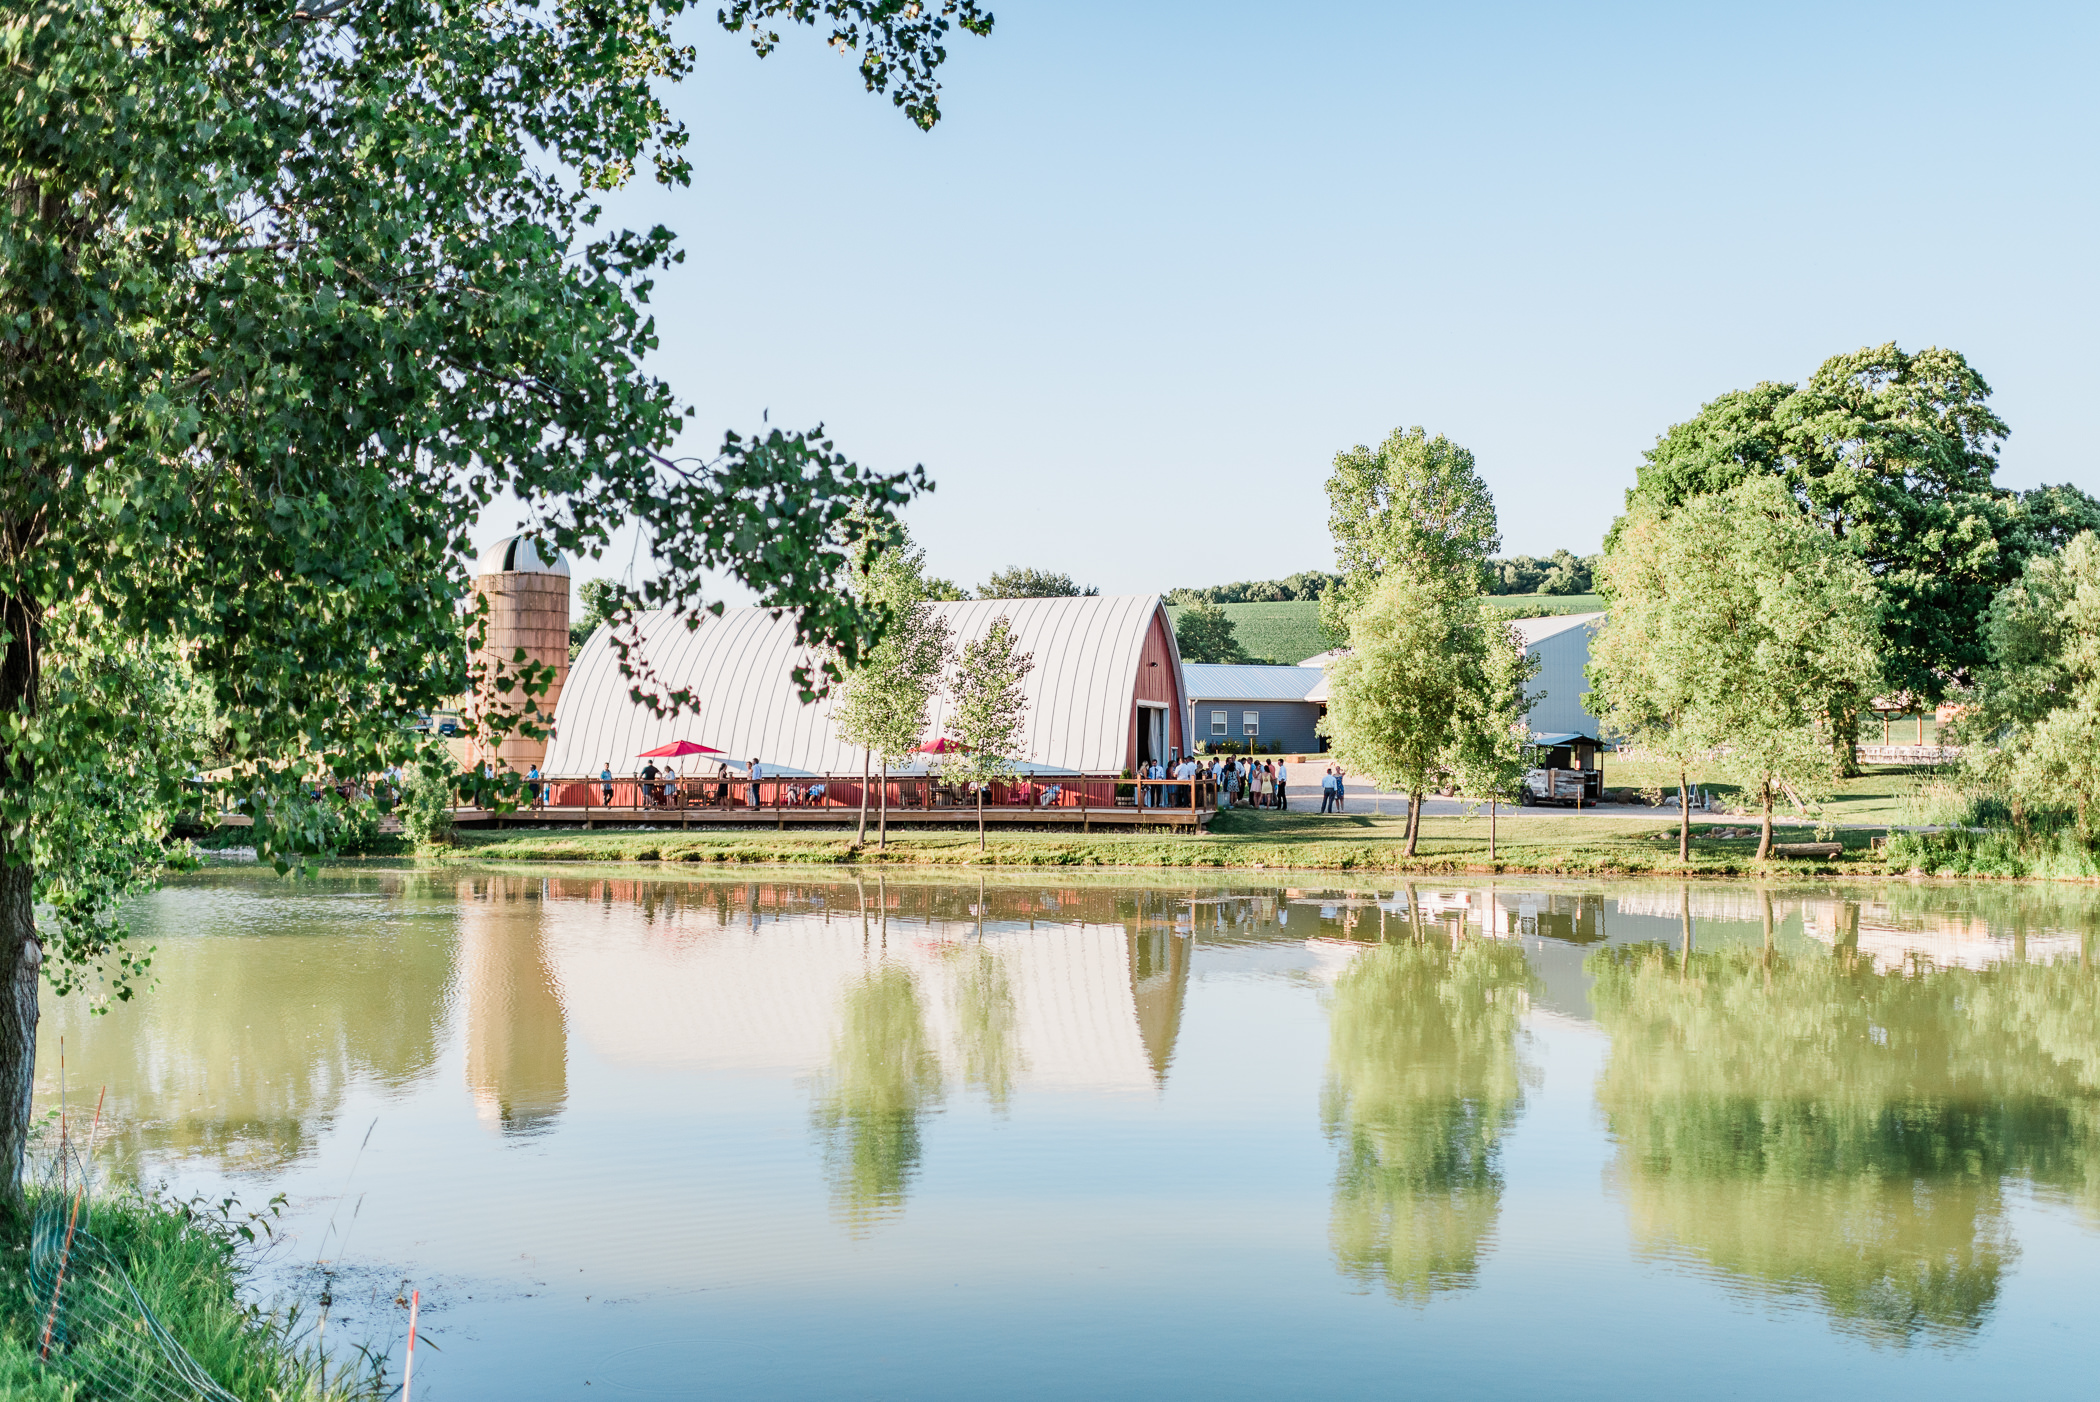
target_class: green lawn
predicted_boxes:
[1602,759,1938,827]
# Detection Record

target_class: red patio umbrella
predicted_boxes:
[636,740,725,758]
[911,738,972,754]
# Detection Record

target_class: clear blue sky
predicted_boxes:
[480,0,2099,598]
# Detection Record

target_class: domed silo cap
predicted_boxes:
[476,534,571,577]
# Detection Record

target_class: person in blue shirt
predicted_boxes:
[600,763,614,808]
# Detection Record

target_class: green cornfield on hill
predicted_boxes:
[1168,595,1604,666]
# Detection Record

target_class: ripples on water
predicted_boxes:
[32,871,2100,1400]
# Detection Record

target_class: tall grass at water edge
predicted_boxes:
[1,1187,385,1401]
[1885,827,2100,881]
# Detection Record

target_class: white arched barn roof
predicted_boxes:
[543,595,1186,776]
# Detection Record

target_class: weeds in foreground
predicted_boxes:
[1885,827,2100,881]
[2,1183,386,1401]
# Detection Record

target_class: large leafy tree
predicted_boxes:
[1956,531,2100,840]
[1622,343,2099,766]
[1322,426,1500,643]
[1319,569,1481,856]
[1590,479,1882,859]
[0,0,989,1201]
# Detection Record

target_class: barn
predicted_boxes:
[541,595,1189,778]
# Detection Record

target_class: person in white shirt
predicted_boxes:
[748,758,763,809]
[1276,760,1288,811]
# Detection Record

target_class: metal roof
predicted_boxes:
[1181,663,1327,702]
[543,595,1174,776]
[1508,611,1604,646]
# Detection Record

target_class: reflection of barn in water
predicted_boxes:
[514,878,1194,1097]
[458,878,570,1137]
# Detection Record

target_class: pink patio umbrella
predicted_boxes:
[636,740,724,758]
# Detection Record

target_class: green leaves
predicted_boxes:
[0,0,984,1010]
[1590,477,1884,833]
[1172,600,1247,665]
[1324,426,1500,645]
[1625,343,2018,701]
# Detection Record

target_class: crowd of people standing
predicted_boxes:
[1135,754,1292,810]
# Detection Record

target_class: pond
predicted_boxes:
[33,868,2100,1400]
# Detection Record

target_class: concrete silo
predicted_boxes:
[469,534,570,773]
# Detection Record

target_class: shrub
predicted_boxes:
[400,766,457,847]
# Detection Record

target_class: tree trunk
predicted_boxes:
[856,748,868,847]
[0,596,40,1212]
[878,758,888,851]
[1404,792,1421,857]
[1677,766,1690,863]
[1757,780,1774,860]
[1831,698,1861,778]
[977,785,985,852]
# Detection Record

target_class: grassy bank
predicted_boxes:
[448,807,1893,877]
[1,1188,376,1401]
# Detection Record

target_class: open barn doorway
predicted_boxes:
[1137,703,1166,766]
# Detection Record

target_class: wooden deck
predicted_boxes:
[452,802,1214,833]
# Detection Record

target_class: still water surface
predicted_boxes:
[33,869,2100,1399]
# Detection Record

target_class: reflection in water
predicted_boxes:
[1127,925,1190,1086]
[460,878,569,1138]
[812,965,946,1231]
[1321,934,1533,1302]
[950,946,1024,1112]
[1591,939,2100,1343]
[36,875,455,1172]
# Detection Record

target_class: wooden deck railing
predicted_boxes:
[473,773,1220,816]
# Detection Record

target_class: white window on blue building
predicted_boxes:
[1210,710,1227,736]
[1243,710,1259,737]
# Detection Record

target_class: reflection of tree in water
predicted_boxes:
[1322,937,1532,1302]
[37,872,456,1173]
[1591,942,2100,1344]
[812,965,945,1231]
[950,947,1024,1111]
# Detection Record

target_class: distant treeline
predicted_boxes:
[1170,552,1599,604]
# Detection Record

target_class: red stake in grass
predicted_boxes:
[403,1289,421,1402]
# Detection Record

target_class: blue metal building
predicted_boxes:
[1179,663,1327,754]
